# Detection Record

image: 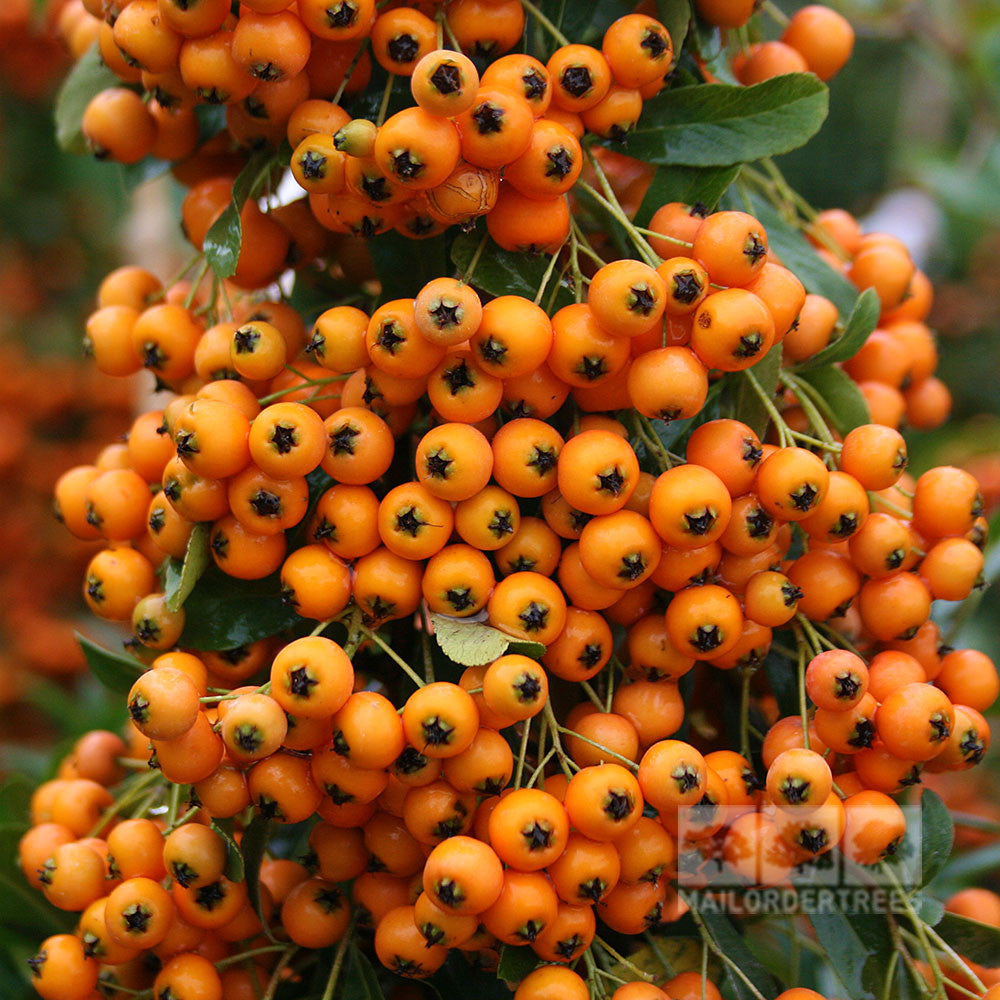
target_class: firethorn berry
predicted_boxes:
[270,636,354,719]
[627,346,710,421]
[665,584,744,659]
[638,739,707,811]
[557,429,639,516]
[766,748,832,811]
[27,934,98,1000]
[649,464,733,550]
[482,654,549,721]
[588,259,666,338]
[691,288,776,371]
[127,667,200,741]
[756,447,830,521]
[805,649,869,711]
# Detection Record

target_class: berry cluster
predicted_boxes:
[17,2,1000,999]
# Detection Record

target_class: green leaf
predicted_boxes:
[689,19,739,86]
[748,196,857,316]
[559,0,634,45]
[203,148,278,279]
[794,288,881,372]
[53,43,119,154]
[367,230,449,303]
[430,614,514,667]
[919,789,954,887]
[796,364,870,436]
[497,944,539,984]
[936,912,1000,968]
[75,633,145,695]
[720,343,783,439]
[179,569,300,651]
[656,0,692,61]
[0,777,32,828]
[211,818,245,883]
[343,944,386,1000]
[698,910,777,1000]
[241,816,272,931]
[810,908,891,1000]
[916,893,945,927]
[165,523,211,613]
[450,230,574,312]
[610,75,828,167]
[635,163,742,228]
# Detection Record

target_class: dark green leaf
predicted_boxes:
[810,908,891,1000]
[343,944,386,1000]
[211,818,245,883]
[507,639,548,659]
[165,523,211,613]
[794,288,881,372]
[916,893,945,927]
[935,841,1000,892]
[368,230,449,303]
[450,230,574,312]
[179,569,300,651]
[75,633,145,695]
[795,364,870,435]
[635,163,741,227]
[689,19,739,85]
[919,789,954,887]
[497,944,539,983]
[204,148,277,279]
[748,196,857,315]
[54,43,119,154]
[241,816,272,931]
[611,75,828,167]
[559,0,634,45]
[428,952,511,1000]
[720,343,783,439]
[118,157,171,190]
[656,0,691,62]
[762,646,798,718]
[937,912,1000,968]
[0,777,32,827]
[699,910,776,999]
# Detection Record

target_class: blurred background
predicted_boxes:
[0,0,999,990]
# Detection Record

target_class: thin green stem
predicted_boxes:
[533,247,562,306]
[781,371,837,447]
[513,717,532,788]
[527,747,556,787]
[580,680,605,712]
[881,949,900,1000]
[642,930,676,980]
[593,935,655,981]
[633,224,693,248]
[739,666,755,761]
[215,945,290,971]
[556,722,636,771]
[883,863,948,1000]
[183,259,210,310]
[332,41,367,105]
[519,0,570,46]
[542,701,579,777]
[359,625,425,688]
[320,923,356,1000]
[571,218,609,266]
[166,781,183,828]
[793,626,811,750]
[375,72,396,127]
[256,374,347,406]
[569,225,584,304]
[164,804,200,834]
[261,947,298,1000]
[576,168,661,267]
[86,769,161,837]
[461,230,489,284]
[924,924,987,994]
[744,367,791,446]
[684,899,769,1000]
